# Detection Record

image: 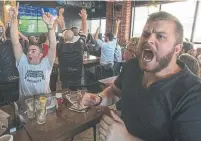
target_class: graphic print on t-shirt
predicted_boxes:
[25,70,45,83]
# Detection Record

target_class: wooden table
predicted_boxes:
[25,89,102,141]
[1,89,103,141]
[13,127,32,141]
[83,55,100,68]
[0,106,32,141]
[55,55,100,66]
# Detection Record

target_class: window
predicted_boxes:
[90,19,106,34]
[193,2,201,42]
[132,5,160,37]
[161,1,196,40]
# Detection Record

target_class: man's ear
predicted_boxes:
[175,44,183,57]
[39,53,43,59]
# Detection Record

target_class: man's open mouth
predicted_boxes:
[29,57,32,61]
[142,49,154,62]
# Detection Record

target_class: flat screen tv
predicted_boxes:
[18,5,57,33]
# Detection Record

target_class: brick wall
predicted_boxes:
[0,1,3,20]
[106,1,132,46]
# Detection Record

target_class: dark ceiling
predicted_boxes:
[18,1,177,19]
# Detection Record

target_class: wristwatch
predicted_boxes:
[47,24,53,30]
[94,94,102,106]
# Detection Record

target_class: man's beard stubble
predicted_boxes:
[137,43,175,73]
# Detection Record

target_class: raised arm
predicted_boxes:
[53,18,58,32]
[42,9,56,66]
[54,16,66,32]
[94,26,100,41]
[113,19,121,37]
[9,2,23,62]
[19,31,29,42]
[0,22,6,40]
[79,9,87,35]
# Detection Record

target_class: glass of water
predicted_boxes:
[25,98,35,119]
[36,97,47,124]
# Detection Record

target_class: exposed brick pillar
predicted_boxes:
[106,2,113,34]
[106,1,132,46]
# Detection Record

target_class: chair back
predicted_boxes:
[0,81,19,106]
[85,64,114,83]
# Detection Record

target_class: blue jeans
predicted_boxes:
[113,61,122,75]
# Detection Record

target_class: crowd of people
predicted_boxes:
[0,2,201,141]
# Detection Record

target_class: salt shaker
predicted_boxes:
[55,93,63,112]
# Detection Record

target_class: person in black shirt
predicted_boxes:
[81,11,201,141]
[0,27,19,106]
[0,28,19,82]
[57,29,85,89]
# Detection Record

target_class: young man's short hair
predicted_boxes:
[105,33,114,41]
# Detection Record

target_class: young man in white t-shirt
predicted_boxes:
[9,3,56,98]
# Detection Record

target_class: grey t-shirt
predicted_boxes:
[16,54,52,98]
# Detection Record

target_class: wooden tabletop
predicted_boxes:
[55,55,100,66]
[25,106,102,141]
[83,55,100,65]
[1,89,103,141]
[13,127,32,141]
[0,106,31,141]
[24,89,103,141]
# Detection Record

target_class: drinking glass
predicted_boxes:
[77,88,88,108]
[83,51,88,59]
[0,116,8,136]
[0,134,13,141]
[25,98,35,119]
[36,97,47,124]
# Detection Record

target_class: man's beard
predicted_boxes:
[139,47,175,73]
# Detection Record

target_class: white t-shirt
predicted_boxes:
[16,54,52,98]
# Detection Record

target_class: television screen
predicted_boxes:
[18,5,57,33]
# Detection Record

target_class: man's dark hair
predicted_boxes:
[39,33,48,44]
[71,27,79,36]
[183,42,193,53]
[98,33,102,41]
[178,53,200,77]
[5,27,10,38]
[147,11,184,45]
[105,33,114,41]
[71,27,78,31]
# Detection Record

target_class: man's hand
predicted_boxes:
[99,110,130,141]
[114,19,121,37]
[42,9,54,26]
[79,9,87,20]
[81,93,101,106]
[97,26,101,30]
[9,2,19,21]
[116,19,121,25]
[22,36,29,42]
[9,2,23,63]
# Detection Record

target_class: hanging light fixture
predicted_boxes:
[4,1,11,11]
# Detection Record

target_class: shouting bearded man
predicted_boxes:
[81,12,201,141]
